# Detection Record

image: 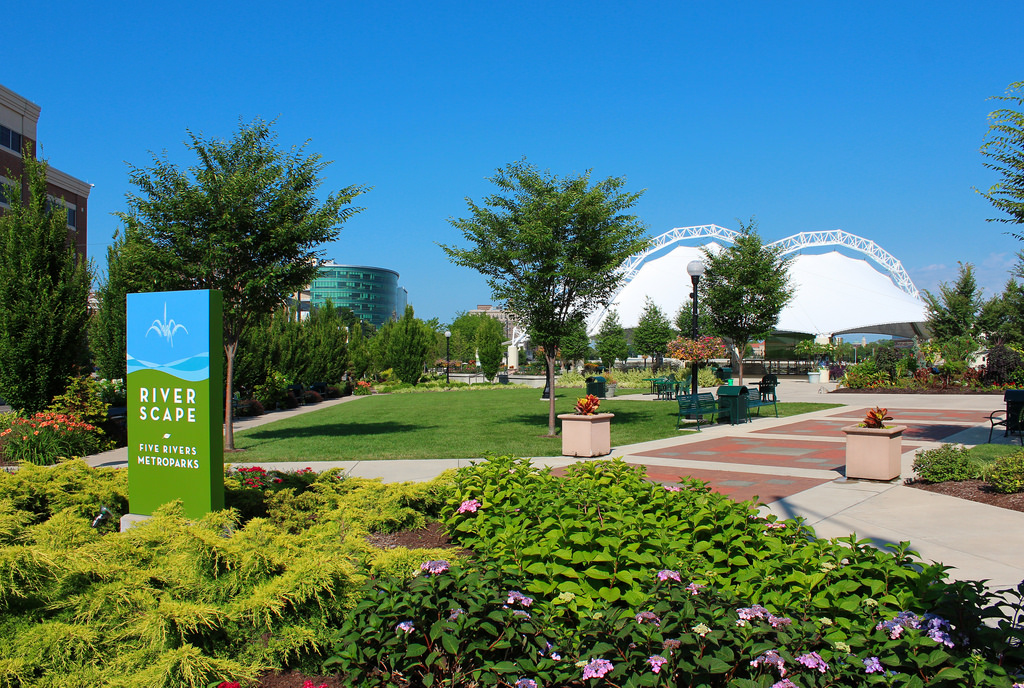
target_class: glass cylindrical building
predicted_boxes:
[308,262,400,328]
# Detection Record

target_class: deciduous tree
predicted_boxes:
[119,118,366,448]
[978,81,1024,234]
[699,219,794,384]
[442,159,648,435]
[0,155,91,412]
[475,315,505,380]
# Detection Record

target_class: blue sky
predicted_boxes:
[6,1,1023,324]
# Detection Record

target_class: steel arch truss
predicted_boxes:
[767,230,920,299]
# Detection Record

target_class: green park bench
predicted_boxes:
[677,392,719,431]
[746,375,779,418]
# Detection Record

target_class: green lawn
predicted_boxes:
[233,388,841,461]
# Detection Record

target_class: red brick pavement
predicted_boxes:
[751,418,974,442]
[633,436,846,470]
[827,407,993,423]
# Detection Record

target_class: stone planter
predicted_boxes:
[807,371,821,384]
[606,383,617,398]
[558,413,614,457]
[841,424,907,481]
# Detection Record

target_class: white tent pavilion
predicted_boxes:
[587,226,929,340]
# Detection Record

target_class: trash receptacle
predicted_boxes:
[717,385,749,425]
[586,376,607,398]
[715,366,733,382]
[497,374,509,384]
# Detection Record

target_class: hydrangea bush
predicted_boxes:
[326,456,1024,686]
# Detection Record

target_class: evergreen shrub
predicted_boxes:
[988,450,1024,494]
[912,444,979,483]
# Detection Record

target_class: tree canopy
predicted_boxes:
[978,81,1024,234]
[595,310,629,369]
[119,118,367,447]
[0,155,91,412]
[699,219,793,383]
[442,159,648,435]
[922,262,983,342]
[632,298,674,369]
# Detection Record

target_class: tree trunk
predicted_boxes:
[224,340,237,450]
[546,352,557,437]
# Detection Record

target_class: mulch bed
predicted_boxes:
[905,478,1024,513]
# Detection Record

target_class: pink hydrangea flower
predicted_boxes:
[647,655,668,674]
[751,649,786,677]
[457,499,481,513]
[582,658,614,679]
[420,560,450,575]
[656,569,681,582]
[796,652,828,673]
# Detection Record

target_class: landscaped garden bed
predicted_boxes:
[3,456,1021,687]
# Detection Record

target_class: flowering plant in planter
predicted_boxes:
[860,406,893,429]
[574,394,601,415]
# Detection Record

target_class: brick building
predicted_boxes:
[0,84,91,259]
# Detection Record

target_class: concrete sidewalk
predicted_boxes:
[86,381,1024,589]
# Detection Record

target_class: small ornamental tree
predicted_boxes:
[119,118,366,449]
[922,262,983,342]
[699,219,793,384]
[442,159,649,436]
[595,310,629,369]
[632,298,674,371]
[0,155,91,412]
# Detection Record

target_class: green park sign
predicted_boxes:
[127,290,223,518]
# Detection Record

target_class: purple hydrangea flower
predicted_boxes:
[506,590,534,607]
[796,651,828,673]
[582,658,614,680]
[771,680,797,688]
[662,638,681,651]
[396,620,415,634]
[515,679,538,688]
[657,569,682,582]
[685,582,705,595]
[664,485,683,492]
[750,649,786,677]
[863,656,884,674]
[635,611,661,626]
[457,499,481,513]
[647,655,668,674]
[448,608,465,621]
[420,560,450,575]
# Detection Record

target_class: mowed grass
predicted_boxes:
[232,388,841,461]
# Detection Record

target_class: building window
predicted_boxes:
[0,177,11,207]
[0,126,22,155]
[67,207,76,229]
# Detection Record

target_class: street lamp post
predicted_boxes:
[444,330,451,385]
[686,260,705,399]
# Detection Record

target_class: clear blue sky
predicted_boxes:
[6,1,1023,324]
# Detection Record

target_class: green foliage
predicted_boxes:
[119,117,367,448]
[0,461,461,685]
[328,456,1024,688]
[0,412,111,465]
[0,155,91,413]
[699,219,794,382]
[923,262,983,342]
[557,317,591,369]
[985,342,1023,384]
[385,305,435,384]
[987,450,1024,494]
[475,314,505,380]
[632,298,674,366]
[441,158,649,435]
[978,80,1024,230]
[697,364,720,387]
[595,309,629,369]
[47,375,109,428]
[912,445,979,483]
[90,230,151,381]
[840,360,889,389]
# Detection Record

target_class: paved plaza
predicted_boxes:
[86,380,1024,590]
